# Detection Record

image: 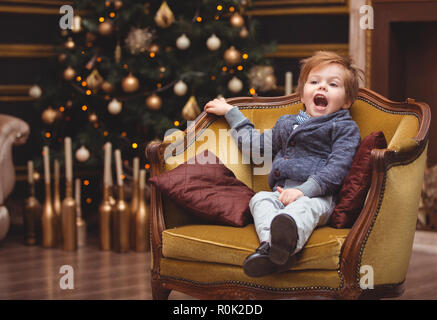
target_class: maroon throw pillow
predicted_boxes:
[149,150,255,227]
[330,131,387,229]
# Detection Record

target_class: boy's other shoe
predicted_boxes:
[269,214,298,265]
[243,241,297,278]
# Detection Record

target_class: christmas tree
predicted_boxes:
[32,0,276,176]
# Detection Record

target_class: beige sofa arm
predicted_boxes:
[0,114,30,204]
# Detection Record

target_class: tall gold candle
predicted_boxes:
[99,142,113,250]
[42,146,56,248]
[76,178,86,248]
[61,137,77,251]
[130,157,139,249]
[53,159,62,245]
[113,149,130,253]
[136,169,150,252]
[24,160,42,245]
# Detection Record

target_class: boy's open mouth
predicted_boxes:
[313,94,328,108]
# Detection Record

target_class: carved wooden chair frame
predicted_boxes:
[146,88,430,300]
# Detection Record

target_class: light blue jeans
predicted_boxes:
[249,188,335,255]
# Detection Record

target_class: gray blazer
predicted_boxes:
[224,107,361,198]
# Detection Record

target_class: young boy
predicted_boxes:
[204,51,362,277]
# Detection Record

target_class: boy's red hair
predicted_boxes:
[296,51,364,105]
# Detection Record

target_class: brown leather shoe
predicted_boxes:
[269,214,298,265]
[243,241,297,278]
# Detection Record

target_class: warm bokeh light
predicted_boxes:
[174,121,180,126]
[82,105,88,111]
[132,143,138,149]
[99,17,105,22]
[83,180,90,186]
[250,88,256,95]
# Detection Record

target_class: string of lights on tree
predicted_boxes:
[30,0,277,184]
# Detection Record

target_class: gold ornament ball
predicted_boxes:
[264,74,277,90]
[122,73,140,93]
[58,53,67,63]
[240,27,249,38]
[98,21,114,36]
[224,46,241,66]
[42,107,59,125]
[149,44,160,54]
[101,81,115,93]
[146,94,162,110]
[230,13,245,28]
[114,0,123,9]
[65,37,75,50]
[63,66,76,81]
[88,112,98,123]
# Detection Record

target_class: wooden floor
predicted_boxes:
[1,230,436,300]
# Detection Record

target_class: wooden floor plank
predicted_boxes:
[1,231,436,300]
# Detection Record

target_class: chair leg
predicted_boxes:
[151,279,171,300]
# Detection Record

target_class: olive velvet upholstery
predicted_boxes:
[146,88,430,300]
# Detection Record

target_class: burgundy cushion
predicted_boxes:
[149,150,254,227]
[330,131,387,229]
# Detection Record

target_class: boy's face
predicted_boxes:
[301,63,351,117]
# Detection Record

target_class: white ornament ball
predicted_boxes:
[75,145,90,162]
[28,85,42,98]
[108,98,123,115]
[173,80,188,96]
[176,34,190,50]
[206,34,221,51]
[228,77,243,93]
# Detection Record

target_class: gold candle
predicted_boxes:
[136,169,150,252]
[99,142,113,250]
[113,149,130,253]
[75,178,86,248]
[53,159,62,246]
[24,160,42,245]
[130,157,139,249]
[42,146,57,248]
[61,137,77,251]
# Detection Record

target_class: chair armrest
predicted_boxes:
[339,97,430,298]
[0,115,30,204]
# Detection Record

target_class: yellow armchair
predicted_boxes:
[146,88,430,300]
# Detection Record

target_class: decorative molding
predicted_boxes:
[0,0,70,5]
[0,44,57,58]
[266,43,349,58]
[247,6,349,16]
[254,0,347,6]
[0,84,34,102]
[0,1,86,15]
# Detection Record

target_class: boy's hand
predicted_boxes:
[276,186,304,206]
[204,97,234,116]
